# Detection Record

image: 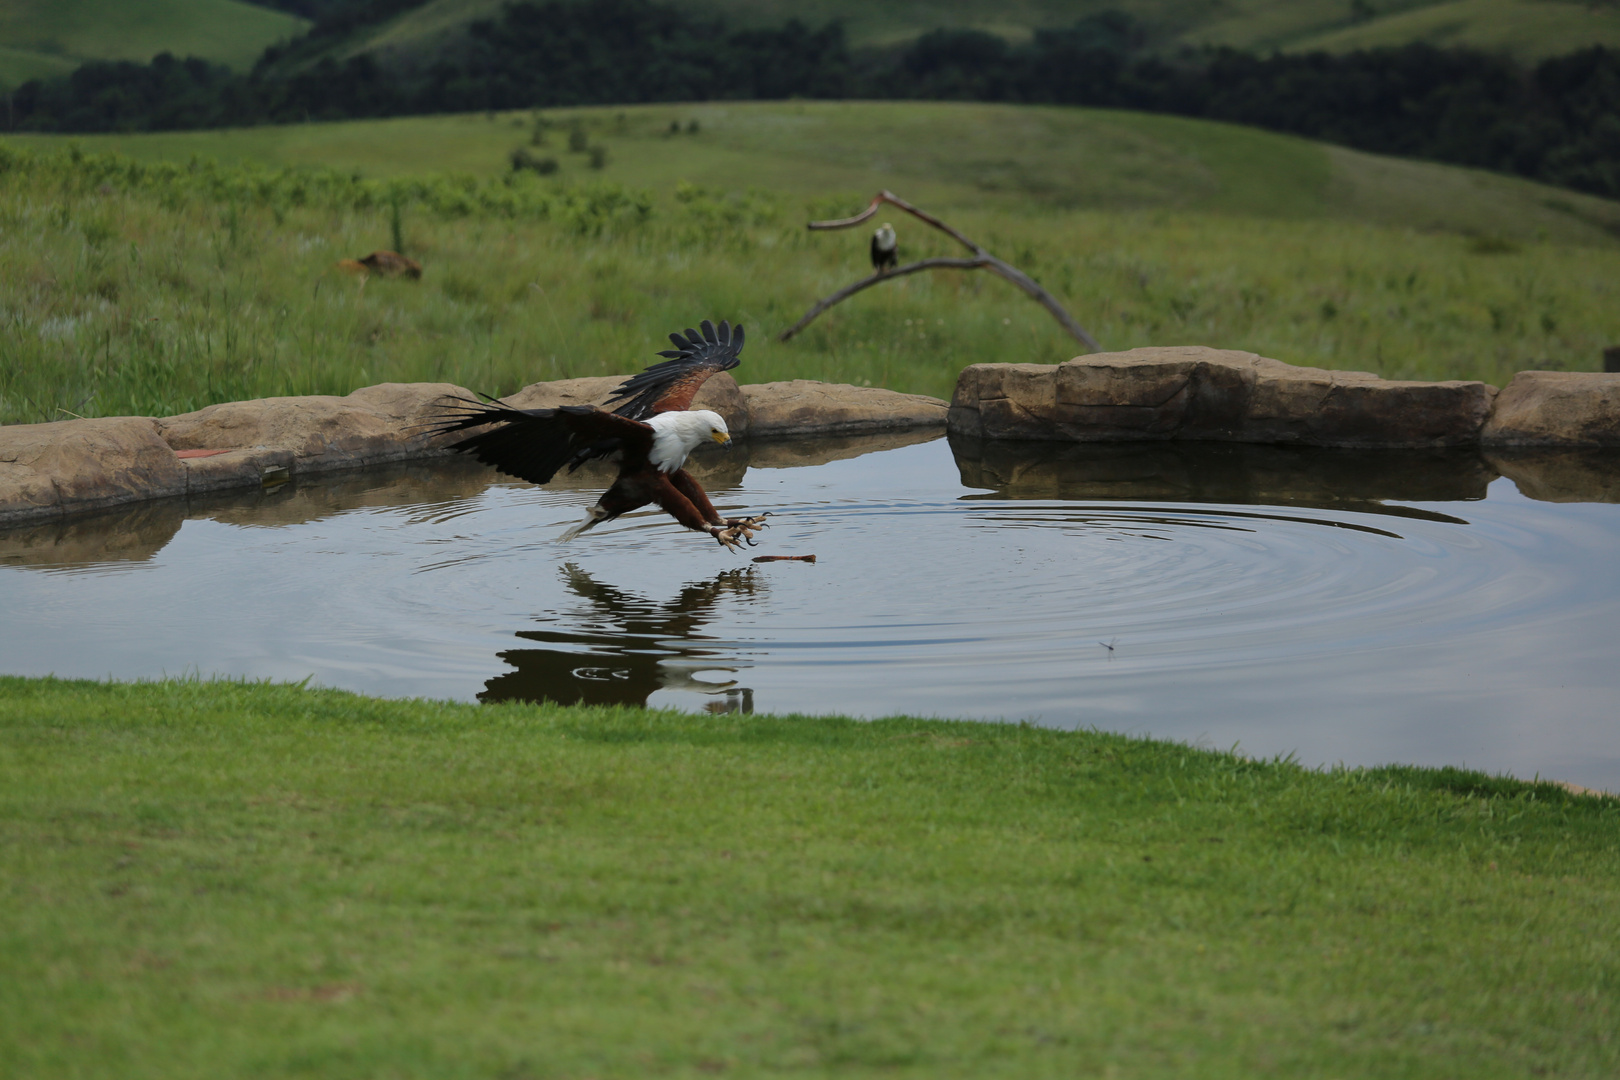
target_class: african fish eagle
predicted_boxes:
[428,320,769,552]
[871,222,898,273]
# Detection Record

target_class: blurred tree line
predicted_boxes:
[5,1,1617,200]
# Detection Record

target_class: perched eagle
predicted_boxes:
[429,320,769,552]
[871,222,898,274]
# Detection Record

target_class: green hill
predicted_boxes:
[1284,0,1620,62]
[10,100,1618,245]
[0,0,307,88]
[335,0,1620,64]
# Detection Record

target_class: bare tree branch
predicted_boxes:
[779,257,987,341]
[785,190,1101,352]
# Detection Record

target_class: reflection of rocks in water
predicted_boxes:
[538,430,943,495]
[480,563,761,709]
[744,428,943,470]
[0,499,186,570]
[202,458,495,528]
[1486,449,1620,504]
[951,435,1498,516]
[0,458,500,571]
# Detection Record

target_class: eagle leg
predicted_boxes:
[714,513,771,549]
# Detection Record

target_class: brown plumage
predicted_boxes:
[428,319,768,552]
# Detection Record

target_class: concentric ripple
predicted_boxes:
[1,437,1617,788]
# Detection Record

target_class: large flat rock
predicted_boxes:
[0,417,186,526]
[741,381,948,437]
[503,374,946,438]
[1481,372,1620,446]
[157,382,469,489]
[952,347,1496,448]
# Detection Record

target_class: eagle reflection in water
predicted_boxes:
[479,562,760,713]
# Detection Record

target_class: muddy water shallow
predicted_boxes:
[3,433,1619,789]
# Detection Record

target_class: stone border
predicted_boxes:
[1,376,947,527]
[10,346,1620,528]
[949,347,1620,448]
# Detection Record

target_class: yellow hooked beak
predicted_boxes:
[711,431,732,448]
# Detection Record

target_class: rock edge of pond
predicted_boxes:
[5,347,1620,526]
[0,375,947,526]
[952,347,1620,449]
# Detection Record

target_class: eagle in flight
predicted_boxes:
[429,320,769,552]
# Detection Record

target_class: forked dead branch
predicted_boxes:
[779,190,1102,352]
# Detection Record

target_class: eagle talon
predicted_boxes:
[709,524,746,552]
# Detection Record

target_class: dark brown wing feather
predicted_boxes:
[607,319,744,420]
[426,396,653,486]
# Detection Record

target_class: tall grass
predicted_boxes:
[2,143,1618,425]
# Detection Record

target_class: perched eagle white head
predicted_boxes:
[871,222,898,273]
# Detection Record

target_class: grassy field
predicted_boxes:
[12,101,1620,242]
[1,675,1615,1078]
[3,102,1619,426]
[0,0,307,89]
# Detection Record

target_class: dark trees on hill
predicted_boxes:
[422,0,851,110]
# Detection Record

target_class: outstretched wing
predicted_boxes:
[427,396,653,486]
[607,319,744,420]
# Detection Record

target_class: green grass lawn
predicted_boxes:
[1,675,1615,1078]
[0,0,307,88]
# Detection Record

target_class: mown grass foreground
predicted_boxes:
[1,677,1616,1078]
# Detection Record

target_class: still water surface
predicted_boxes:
[3,433,1617,789]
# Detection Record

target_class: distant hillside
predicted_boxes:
[0,0,307,88]
[1283,0,1620,61]
[331,0,1620,63]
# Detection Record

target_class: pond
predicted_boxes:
[3,432,1618,790]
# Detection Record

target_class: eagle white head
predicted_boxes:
[647,409,730,473]
[874,222,897,251]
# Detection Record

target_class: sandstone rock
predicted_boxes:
[0,417,186,525]
[1486,449,1620,503]
[740,381,947,437]
[1249,359,1493,447]
[506,372,749,437]
[157,381,467,458]
[1481,372,1620,446]
[505,374,942,438]
[951,347,1495,447]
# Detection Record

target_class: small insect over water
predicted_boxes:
[1099,638,1117,658]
